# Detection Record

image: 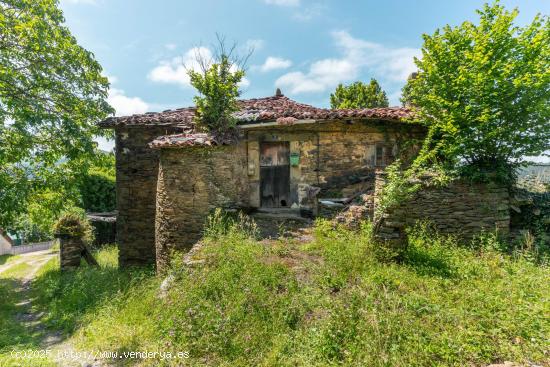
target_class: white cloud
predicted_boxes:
[292,3,325,21]
[106,75,118,84]
[148,48,210,87]
[276,30,420,95]
[108,88,149,117]
[260,57,292,72]
[105,74,149,116]
[264,0,300,7]
[164,43,177,51]
[148,47,250,89]
[244,39,265,52]
[332,30,420,82]
[239,78,251,89]
[95,136,114,152]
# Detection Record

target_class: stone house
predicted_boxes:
[0,228,13,255]
[99,91,424,269]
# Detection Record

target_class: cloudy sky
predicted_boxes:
[59,0,549,155]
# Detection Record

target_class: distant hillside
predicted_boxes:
[518,164,550,179]
[517,164,550,193]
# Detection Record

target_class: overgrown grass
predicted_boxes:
[31,245,153,334]
[0,246,153,366]
[0,255,56,367]
[1,221,543,367]
[21,220,550,366]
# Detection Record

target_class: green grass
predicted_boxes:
[31,245,153,334]
[11,223,550,366]
[0,254,20,266]
[0,256,56,367]
[0,246,144,367]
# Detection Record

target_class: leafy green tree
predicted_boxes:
[330,79,389,109]
[78,152,116,213]
[0,0,113,229]
[402,1,550,173]
[18,189,78,241]
[187,37,249,133]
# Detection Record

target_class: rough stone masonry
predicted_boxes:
[374,172,510,244]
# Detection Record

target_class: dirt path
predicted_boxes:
[0,249,56,275]
[1,249,105,366]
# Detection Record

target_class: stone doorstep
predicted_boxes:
[251,211,311,223]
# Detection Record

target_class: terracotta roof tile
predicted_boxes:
[98,94,415,129]
[149,132,239,149]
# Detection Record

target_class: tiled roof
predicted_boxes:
[98,94,415,129]
[149,133,236,149]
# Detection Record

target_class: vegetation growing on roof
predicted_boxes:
[53,209,94,244]
[187,35,252,135]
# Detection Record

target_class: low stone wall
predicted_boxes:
[155,144,248,271]
[9,241,53,255]
[374,172,510,243]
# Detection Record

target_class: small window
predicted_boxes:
[375,144,386,167]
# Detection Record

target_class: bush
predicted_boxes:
[187,37,249,134]
[52,209,94,245]
[78,169,115,213]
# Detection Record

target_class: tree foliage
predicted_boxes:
[187,37,249,134]
[78,152,115,213]
[402,1,550,173]
[330,79,389,109]
[0,0,113,229]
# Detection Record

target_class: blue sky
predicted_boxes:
[58,0,549,157]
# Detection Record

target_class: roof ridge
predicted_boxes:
[98,94,415,128]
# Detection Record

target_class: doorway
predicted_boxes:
[260,142,290,208]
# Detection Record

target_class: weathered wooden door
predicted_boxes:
[260,142,290,208]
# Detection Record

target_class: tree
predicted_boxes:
[0,0,112,229]
[187,36,250,134]
[78,152,116,213]
[330,79,389,109]
[402,1,550,173]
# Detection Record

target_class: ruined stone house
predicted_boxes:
[99,91,424,269]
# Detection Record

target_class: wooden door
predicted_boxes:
[260,142,290,208]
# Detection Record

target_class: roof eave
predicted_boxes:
[238,119,317,129]
[238,117,419,129]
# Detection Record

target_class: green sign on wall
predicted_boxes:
[290,152,300,166]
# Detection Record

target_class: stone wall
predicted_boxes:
[246,120,424,203]
[115,125,182,267]
[116,119,423,268]
[374,172,511,243]
[155,144,248,271]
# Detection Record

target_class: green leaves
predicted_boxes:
[403,1,550,171]
[0,0,113,229]
[188,53,245,133]
[330,79,389,109]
